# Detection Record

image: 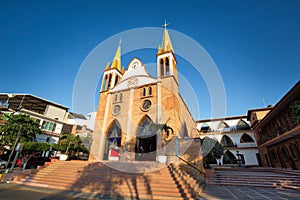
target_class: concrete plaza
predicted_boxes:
[199,185,300,200]
[0,182,299,200]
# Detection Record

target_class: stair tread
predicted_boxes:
[14,160,205,199]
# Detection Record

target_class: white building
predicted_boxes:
[196,116,260,166]
[67,111,96,151]
[67,111,96,131]
[0,93,71,144]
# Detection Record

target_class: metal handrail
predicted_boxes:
[176,155,205,175]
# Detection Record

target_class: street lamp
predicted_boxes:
[236,150,242,167]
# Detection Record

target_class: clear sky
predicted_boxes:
[1,0,299,120]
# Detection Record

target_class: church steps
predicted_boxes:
[31,172,175,182]
[206,167,300,190]
[168,164,206,198]
[37,162,171,174]
[18,180,194,199]
[20,179,183,191]
[15,160,201,199]
[22,176,180,187]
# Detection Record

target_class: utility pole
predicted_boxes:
[5,125,22,173]
[2,94,23,173]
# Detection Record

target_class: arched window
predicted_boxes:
[220,135,234,147]
[223,150,237,164]
[240,133,255,143]
[289,144,296,159]
[114,76,119,87]
[281,146,289,160]
[236,120,250,130]
[269,149,277,161]
[295,142,300,160]
[200,124,211,133]
[217,121,229,130]
[160,59,164,77]
[114,94,118,103]
[119,93,122,101]
[142,88,146,97]
[103,75,108,91]
[137,115,155,138]
[275,148,285,168]
[108,74,112,89]
[165,57,170,76]
[148,87,152,96]
[271,120,281,136]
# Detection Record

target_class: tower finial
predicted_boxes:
[158,20,173,53]
[162,20,170,30]
[110,39,122,71]
[118,37,122,47]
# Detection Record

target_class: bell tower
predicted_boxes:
[156,21,178,83]
[101,40,124,92]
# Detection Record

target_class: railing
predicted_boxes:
[177,155,205,175]
[237,143,257,148]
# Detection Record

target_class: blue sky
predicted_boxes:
[1,0,299,119]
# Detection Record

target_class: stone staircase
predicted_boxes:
[14,160,206,199]
[206,167,300,190]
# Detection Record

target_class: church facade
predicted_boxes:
[89,27,201,163]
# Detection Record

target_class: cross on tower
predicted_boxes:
[162,20,170,29]
[118,37,122,47]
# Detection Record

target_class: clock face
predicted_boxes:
[113,105,121,115]
[142,99,152,111]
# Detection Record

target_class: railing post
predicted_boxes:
[176,136,178,161]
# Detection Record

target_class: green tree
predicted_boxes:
[290,100,300,122]
[80,135,92,151]
[59,134,82,155]
[0,114,41,147]
[201,137,224,168]
[23,142,51,153]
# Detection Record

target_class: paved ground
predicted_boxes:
[0,182,299,200]
[198,185,300,200]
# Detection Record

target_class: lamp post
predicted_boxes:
[236,150,242,167]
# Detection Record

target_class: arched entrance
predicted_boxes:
[223,150,237,164]
[103,120,122,160]
[135,116,157,161]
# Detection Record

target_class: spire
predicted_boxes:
[105,61,110,70]
[110,38,122,71]
[158,20,174,54]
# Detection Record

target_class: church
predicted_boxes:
[89,26,201,164]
